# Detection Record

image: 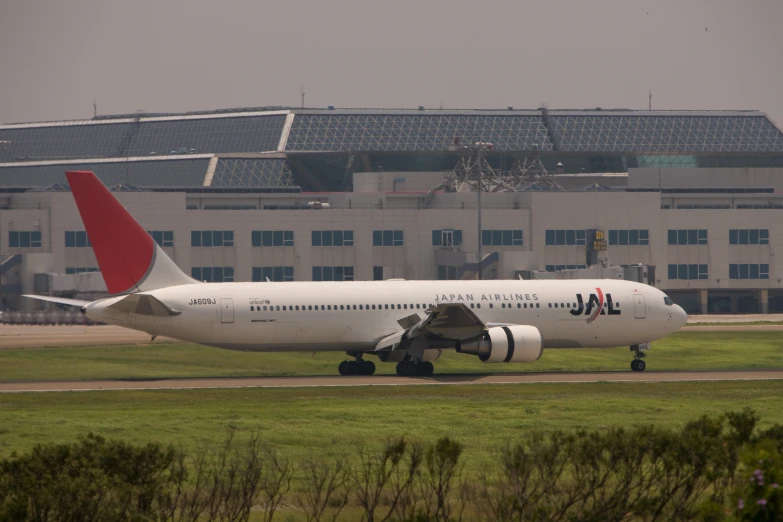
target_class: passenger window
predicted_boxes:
[327,305,331,310]
[470,303,474,308]
[517,303,521,308]
[308,305,312,310]
[262,306,267,311]
[537,303,540,308]
[489,303,494,308]
[276,306,280,311]
[250,306,254,311]
[477,304,481,309]
[548,303,552,308]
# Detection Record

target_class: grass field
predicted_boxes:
[0,331,781,382]
[1,381,783,464]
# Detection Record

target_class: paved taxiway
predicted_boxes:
[1,370,781,393]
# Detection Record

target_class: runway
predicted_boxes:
[1,370,782,393]
[0,325,175,350]
[1,319,782,350]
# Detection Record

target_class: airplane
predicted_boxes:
[24,171,688,376]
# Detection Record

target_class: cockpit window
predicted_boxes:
[664,297,674,306]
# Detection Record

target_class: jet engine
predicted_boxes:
[456,325,542,363]
[377,348,442,363]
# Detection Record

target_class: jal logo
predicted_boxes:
[570,288,620,323]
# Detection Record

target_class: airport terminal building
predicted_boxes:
[1,106,783,314]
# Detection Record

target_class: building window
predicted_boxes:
[312,230,354,247]
[545,265,587,272]
[729,229,769,245]
[191,266,235,282]
[373,230,404,247]
[667,264,708,280]
[608,229,649,246]
[667,229,707,245]
[437,265,459,280]
[65,231,92,248]
[251,230,294,247]
[191,231,234,247]
[482,229,523,246]
[252,266,294,282]
[432,229,463,247]
[373,266,384,281]
[9,231,42,248]
[545,230,586,246]
[148,230,174,247]
[312,266,354,281]
[65,267,99,274]
[729,264,769,280]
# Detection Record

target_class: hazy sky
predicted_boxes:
[1,0,781,125]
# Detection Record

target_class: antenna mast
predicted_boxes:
[648,89,652,111]
[300,86,305,109]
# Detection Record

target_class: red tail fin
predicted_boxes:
[66,171,194,294]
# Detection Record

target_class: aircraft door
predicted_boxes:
[220,298,234,323]
[633,295,646,319]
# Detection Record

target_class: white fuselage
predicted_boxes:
[84,279,687,354]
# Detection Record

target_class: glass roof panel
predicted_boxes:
[209,158,298,188]
[0,123,136,162]
[0,159,209,188]
[123,115,286,156]
[0,114,286,163]
[285,114,552,152]
[550,115,783,153]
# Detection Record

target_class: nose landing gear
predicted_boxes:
[338,354,376,376]
[630,343,649,372]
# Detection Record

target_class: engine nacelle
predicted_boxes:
[456,325,542,363]
[377,348,442,363]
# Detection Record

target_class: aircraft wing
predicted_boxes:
[22,295,90,307]
[375,302,487,351]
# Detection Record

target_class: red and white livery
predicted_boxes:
[25,171,688,375]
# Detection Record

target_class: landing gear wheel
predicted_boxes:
[419,361,434,376]
[396,361,412,376]
[360,360,376,376]
[338,360,351,376]
[630,344,648,372]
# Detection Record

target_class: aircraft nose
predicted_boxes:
[675,305,688,329]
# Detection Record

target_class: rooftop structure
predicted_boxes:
[2,107,782,192]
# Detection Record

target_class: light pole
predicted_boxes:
[474,142,493,280]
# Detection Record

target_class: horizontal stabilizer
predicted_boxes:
[107,294,181,317]
[22,295,90,307]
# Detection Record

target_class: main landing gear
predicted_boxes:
[338,354,376,376]
[396,360,434,377]
[630,344,647,372]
